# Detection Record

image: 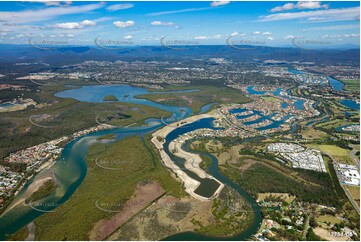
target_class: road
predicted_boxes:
[302,214,310,239]
[349,147,360,171]
[326,153,360,215]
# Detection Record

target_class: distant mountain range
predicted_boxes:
[0,44,359,66]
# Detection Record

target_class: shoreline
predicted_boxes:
[151,112,224,201]
[0,123,115,215]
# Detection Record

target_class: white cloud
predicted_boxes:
[260,6,359,22]
[0,2,104,23]
[124,35,133,39]
[81,20,96,26]
[253,31,261,35]
[54,19,96,29]
[54,22,83,29]
[151,21,176,27]
[262,32,272,35]
[211,1,231,7]
[212,34,222,39]
[284,35,295,39]
[106,3,134,11]
[230,31,238,36]
[267,37,274,40]
[270,1,328,12]
[194,36,209,40]
[113,20,135,28]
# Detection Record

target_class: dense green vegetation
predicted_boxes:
[223,162,345,208]
[136,85,251,113]
[16,136,186,240]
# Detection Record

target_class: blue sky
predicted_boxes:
[0,1,359,47]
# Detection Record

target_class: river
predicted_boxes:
[0,85,263,240]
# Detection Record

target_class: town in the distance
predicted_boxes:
[0,1,360,241]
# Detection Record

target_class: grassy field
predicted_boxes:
[316,214,342,224]
[308,144,353,165]
[136,85,251,113]
[342,80,360,92]
[345,185,360,206]
[19,136,186,240]
[258,193,295,204]
[300,127,330,140]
